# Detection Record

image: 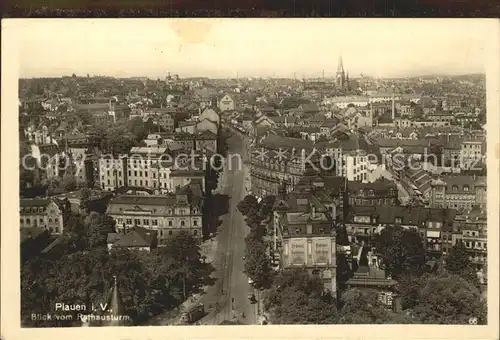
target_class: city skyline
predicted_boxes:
[9,19,488,79]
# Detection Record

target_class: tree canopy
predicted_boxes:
[409,273,486,324]
[237,195,259,216]
[445,242,477,283]
[21,232,213,326]
[373,226,426,279]
[244,239,273,289]
[264,269,337,324]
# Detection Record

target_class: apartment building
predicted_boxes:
[272,185,337,293]
[20,198,64,235]
[347,178,398,207]
[429,175,487,211]
[106,183,203,242]
[99,154,128,191]
[452,208,487,267]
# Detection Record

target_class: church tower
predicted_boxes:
[336,56,346,89]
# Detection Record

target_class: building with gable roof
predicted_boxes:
[218,94,235,112]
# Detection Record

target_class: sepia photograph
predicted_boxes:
[1,18,499,340]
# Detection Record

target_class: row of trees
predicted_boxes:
[21,207,214,326]
[238,195,276,289]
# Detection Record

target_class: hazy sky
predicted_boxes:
[7,19,491,79]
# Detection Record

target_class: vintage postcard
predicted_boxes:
[1,19,499,340]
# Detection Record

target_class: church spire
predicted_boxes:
[336,55,346,88]
[103,275,130,326]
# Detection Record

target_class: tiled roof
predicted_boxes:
[110,227,157,248]
[350,205,456,226]
[348,178,397,194]
[76,103,109,110]
[442,175,486,193]
[259,135,313,151]
[20,198,52,207]
[337,134,361,151]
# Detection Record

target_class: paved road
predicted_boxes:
[200,131,258,325]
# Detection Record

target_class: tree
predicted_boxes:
[158,231,214,298]
[259,195,276,218]
[245,210,263,229]
[264,269,337,324]
[244,239,273,289]
[85,212,116,249]
[410,273,486,324]
[62,171,78,192]
[373,226,426,279]
[237,195,259,216]
[445,242,477,283]
[338,288,394,324]
[79,187,91,214]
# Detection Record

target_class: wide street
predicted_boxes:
[199,130,258,325]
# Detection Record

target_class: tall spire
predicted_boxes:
[103,275,130,326]
[336,55,346,88]
[337,56,344,74]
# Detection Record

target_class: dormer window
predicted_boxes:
[463,185,469,192]
[395,217,402,224]
[369,189,375,196]
[452,185,458,192]
[295,228,302,234]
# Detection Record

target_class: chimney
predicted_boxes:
[311,205,316,219]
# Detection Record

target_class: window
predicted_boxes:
[295,228,302,234]
[128,170,131,176]
[395,217,402,224]
[143,219,149,225]
[20,218,23,225]
[194,230,198,236]
[54,218,58,223]
[139,171,143,177]
[181,221,185,227]
[55,227,59,233]
[134,218,140,225]
[463,185,469,192]
[134,171,137,176]
[26,218,31,225]
[40,218,44,223]
[169,230,173,236]
[126,218,132,225]
[152,220,158,226]
[193,220,198,226]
